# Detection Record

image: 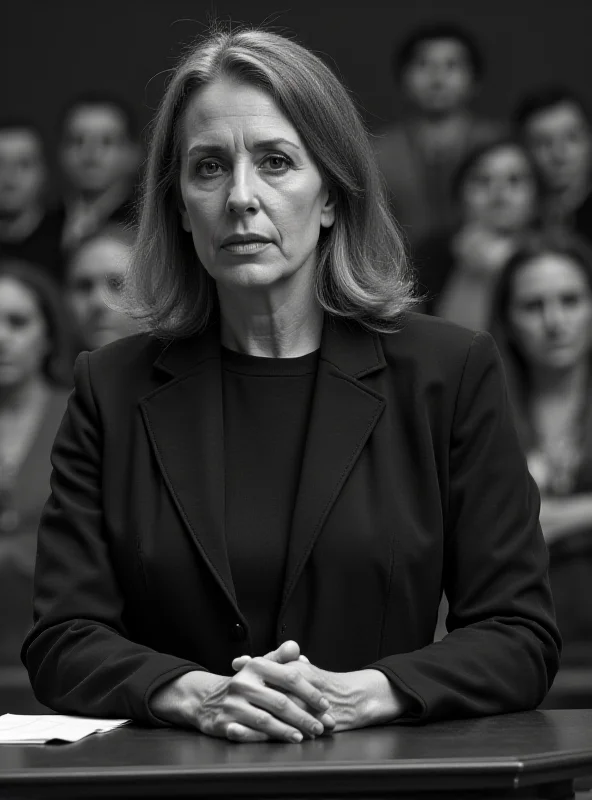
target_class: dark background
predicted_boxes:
[1,0,591,157]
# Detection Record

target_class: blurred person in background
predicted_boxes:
[514,88,592,244]
[0,122,64,282]
[0,260,73,674]
[65,224,139,352]
[489,234,592,659]
[419,138,542,328]
[57,94,141,252]
[373,23,501,249]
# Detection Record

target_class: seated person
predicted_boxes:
[0,122,64,282]
[56,94,141,252]
[373,23,502,248]
[0,260,73,672]
[65,224,139,351]
[489,233,592,661]
[417,137,541,328]
[22,27,560,744]
[514,87,592,244]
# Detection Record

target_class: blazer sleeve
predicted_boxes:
[367,330,562,721]
[21,352,204,725]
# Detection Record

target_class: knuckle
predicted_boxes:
[274,694,288,711]
[285,668,300,685]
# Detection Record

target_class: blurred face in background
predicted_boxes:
[0,130,45,219]
[0,277,49,390]
[67,236,137,350]
[508,253,592,372]
[402,38,475,116]
[523,102,592,193]
[462,146,538,234]
[60,105,137,196]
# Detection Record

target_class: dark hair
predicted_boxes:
[513,87,591,133]
[451,136,544,209]
[0,259,77,387]
[392,23,484,82]
[488,231,592,446]
[124,25,421,339]
[58,92,139,142]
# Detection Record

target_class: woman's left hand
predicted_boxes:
[232,641,363,732]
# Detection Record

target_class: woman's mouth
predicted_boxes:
[221,240,271,254]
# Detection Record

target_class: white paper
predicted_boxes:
[0,714,132,744]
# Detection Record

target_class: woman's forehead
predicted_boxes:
[181,79,300,149]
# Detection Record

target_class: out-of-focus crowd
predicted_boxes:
[1,21,592,705]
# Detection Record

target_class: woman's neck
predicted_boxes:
[529,358,589,401]
[0,374,49,415]
[217,282,323,358]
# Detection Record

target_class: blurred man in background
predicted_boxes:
[373,23,501,249]
[57,94,141,252]
[515,88,592,244]
[0,122,63,282]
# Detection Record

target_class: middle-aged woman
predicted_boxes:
[22,27,560,744]
[489,233,592,658]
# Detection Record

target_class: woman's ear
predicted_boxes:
[320,187,336,229]
[176,184,192,233]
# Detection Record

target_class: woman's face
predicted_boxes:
[508,254,592,372]
[0,277,49,390]
[178,78,335,300]
[67,237,136,350]
[462,147,537,233]
[402,39,474,115]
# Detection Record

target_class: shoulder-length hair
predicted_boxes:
[125,25,421,339]
[0,259,77,388]
[488,231,592,449]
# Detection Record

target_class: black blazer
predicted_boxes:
[21,312,561,725]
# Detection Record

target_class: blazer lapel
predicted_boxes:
[140,324,237,609]
[280,318,387,615]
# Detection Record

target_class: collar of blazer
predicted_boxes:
[141,314,389,623]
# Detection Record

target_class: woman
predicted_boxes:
[22,27,560,744]
[65,224,139,351]
[489,234,592,657]
[415,138,541,326]
[0,260,73,671]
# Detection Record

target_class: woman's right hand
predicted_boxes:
[196,657,333,743]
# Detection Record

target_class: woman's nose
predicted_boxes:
[226,167,260,215]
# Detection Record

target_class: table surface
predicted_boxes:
[1,709,592,797]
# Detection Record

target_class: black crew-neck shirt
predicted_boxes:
[221,346,319,656]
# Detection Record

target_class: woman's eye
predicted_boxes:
[196,160,223,178]
[7,313,31,330]
[261,154,290,172]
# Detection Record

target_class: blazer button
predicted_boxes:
[231,623,246,642]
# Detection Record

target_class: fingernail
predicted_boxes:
[319,697,330,709]
[291,732,303,743]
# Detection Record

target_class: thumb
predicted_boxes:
[231,641,306,671]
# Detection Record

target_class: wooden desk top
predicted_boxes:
[1,709,592,798]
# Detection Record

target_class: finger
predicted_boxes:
[225,721,270,743]
[232,655,251,671]
[246,658,330,713]
[238,683,324,741]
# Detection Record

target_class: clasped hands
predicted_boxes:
[198,640,362,744]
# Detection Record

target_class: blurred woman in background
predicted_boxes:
[0,260,74,675]
[65,224,139,352]
[489,234,592,658]
[415,137,541,328]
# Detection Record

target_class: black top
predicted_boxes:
[221,345,319,656]
[0,208,65,283]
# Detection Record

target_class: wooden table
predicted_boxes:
[1,709,592,799]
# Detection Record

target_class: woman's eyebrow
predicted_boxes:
[187,137,300,156]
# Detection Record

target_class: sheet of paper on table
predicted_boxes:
[0,714,132,744]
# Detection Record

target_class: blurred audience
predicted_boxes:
[489,234,592,657]
[416,138,541,327]
[374,23,502,248]
[0,260,74,670]
[56,94,141,252]
[515,87,592,244]
[65,224,139,351]
[0,122,64,282]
